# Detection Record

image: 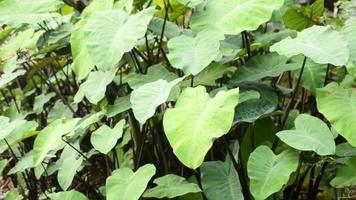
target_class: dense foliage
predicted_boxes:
[0,0,356,199]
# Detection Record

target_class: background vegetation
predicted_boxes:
[0,0,356,199]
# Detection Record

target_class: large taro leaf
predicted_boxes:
[167,30,220,75]
[70,0,114,80]
[331,156,356,187]
[233,82,278,123]
[190,0,284,35]
[143,174,201,198]
[0,0,62,27]
[247,146,299,200]
[231,53,301,83]
[276,114,335,155]
[163,86,239,169]
[90,120,125,154]
[49,190,88,200]
[271,25,349,66]
[106,164,156,200]
[316,83,356,147]
[131,78,183,124]
[84,8,155,71]
[0,117,26,139]
[33,118,80,166]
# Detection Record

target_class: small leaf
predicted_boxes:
[33,92,56,114]
[131,78,183,124]
[106,164,156,200]
[167,30,220,75]
[276,114,335,155]
[247,146,299,200]
[143,174,201,198]
[78,69,116,104]
[90,120,125,154]
[271,25,349,66]
[106,95,131,118]
[163,86,239,169]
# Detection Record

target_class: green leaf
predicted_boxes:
[48,101,75,123]
[4,188,23,200]
[342,18,356,63]
[0,0,62,27]
[233,83,278,123]
[0,117,26,139]
[241,118,277,171]
[316,83,356,146]
[33,92,55,114]
[90,120,125,154]
[176,0,205,8]
[106,95,131,118]
[271,26,350,66]
[231,53,300,83]
[291,57,328,94]
[9,150,34,175]
[143,174,201,198]
[200,161,243,200]
[106,164,156,200]
[283,8,314,31]
[33,118,80,166]
[84,8,155,71]
[331,156,356,187]
[336,143,356,157]
[126,64,178,89]
[184,62,235,86]
[70,21,94,80]
[167,30,220,75]
[57,142,83,190]
[191,0,284,35]
[49,190,88,200]
[163,86,239,169]
[78,69,116,104]
[276,114,335,155]
[131,78,183,124]
[0,70,26,89]
[247,146,299,200]
[148,17,182,39]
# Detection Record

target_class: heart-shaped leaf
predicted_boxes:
[277,114,335,155]
[90,120,125,154]
[331,156,356,187]
[247,145,299,200]
[84,8,155,70]
[271,26,349,66]
[163,86,239,169]
[131,78,183,124]
[191,0,284,35]
[106,164,156,200]
[167,30,220,75]
[316,83,356,146]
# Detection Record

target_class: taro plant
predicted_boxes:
[1,0,356,199]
